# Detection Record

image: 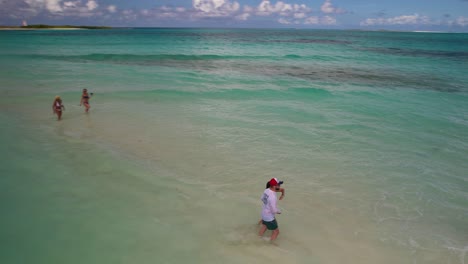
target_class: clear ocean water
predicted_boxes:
[0,28,467,264]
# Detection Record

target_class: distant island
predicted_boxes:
[0,24,111,30]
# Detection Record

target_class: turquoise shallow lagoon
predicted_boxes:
[0,29,467,264]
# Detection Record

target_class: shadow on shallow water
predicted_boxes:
[364,47,468,61]
[19,52,464,93]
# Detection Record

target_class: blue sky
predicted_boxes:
[1,0,467,31]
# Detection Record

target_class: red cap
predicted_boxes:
[269,178,279,187]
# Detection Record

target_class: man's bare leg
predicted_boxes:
[258,224,267,237]
[270,229,280,241]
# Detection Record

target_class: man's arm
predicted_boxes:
[278,188,285,200]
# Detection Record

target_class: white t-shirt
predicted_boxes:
[261,188,280,222]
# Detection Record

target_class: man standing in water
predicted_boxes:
[259,178,282,242]
[258,179,284,224]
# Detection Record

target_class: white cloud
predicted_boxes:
[192,0,240,17]
[256,1,273,15]
[46,0,63,12]
[140,9,149,16]
[256,1,308,16]
[22,0,63,13]
[0,0,339,27]
[23,0,63,13]
[18,0,104,17]
[254,0,311,22]
[158,9,179,18]
[304,16,319,25]
[278,17,301,24]
[226,2,240,12]
[360,18,381,26]
[235,13,250,20]
[391,14,429,25]
[278,17,291,24]
[193,0,239,13]
[86,0,97,11]
[321,0,333,13]
[193,0,336,26]
[63,1,78,8]
[303,16,336,25]
[136,6,188,20]
[321,15,336,25]
[193,0,223,12]
[257,1,286,15]
[361,14,431,26]
[107,5,116,13]
[321,0,344,14]
[121,9,137,20]
[160,6,172,12]
[294,12,306,19]
[456,16,468,26]
[243,5,254,13]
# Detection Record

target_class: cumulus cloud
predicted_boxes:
[361,13,468,28]
[321,15,337,25]
[243,5,254,13]
[63,1,78,8]
[152,0,336,26]
[320,0,344,14]
[303,16,336,25]
[86,0,97,11]
[184,0,336,26]
[294,12,306,19]
[17,0,103,17]
[192,0,240,17]
[255,1,310,16]
[235,13,250,20]
[278,17,291,24]
[188,0,319,25]
[121,9,137,20]
[0,0,339,27]
[22,0,62,13]
[156,7,180,18]
[360,13,431,26]
[304,16,319,25]
[456,16,468,26]
[280,15,336,26]
[247,0,343,26]
[45,0,63,12]
[107,5,116,13]
[193,0,223,12]
[140,9,149,16]
[257,1,287,15]
[134,5,187,20]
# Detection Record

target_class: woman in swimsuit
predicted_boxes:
[52,96,65,120]
[80,88,92,113]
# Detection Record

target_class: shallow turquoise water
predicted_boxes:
[1,29,467,264]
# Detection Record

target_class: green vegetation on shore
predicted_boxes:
[0,24,111,29]
[23,24,111,29]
